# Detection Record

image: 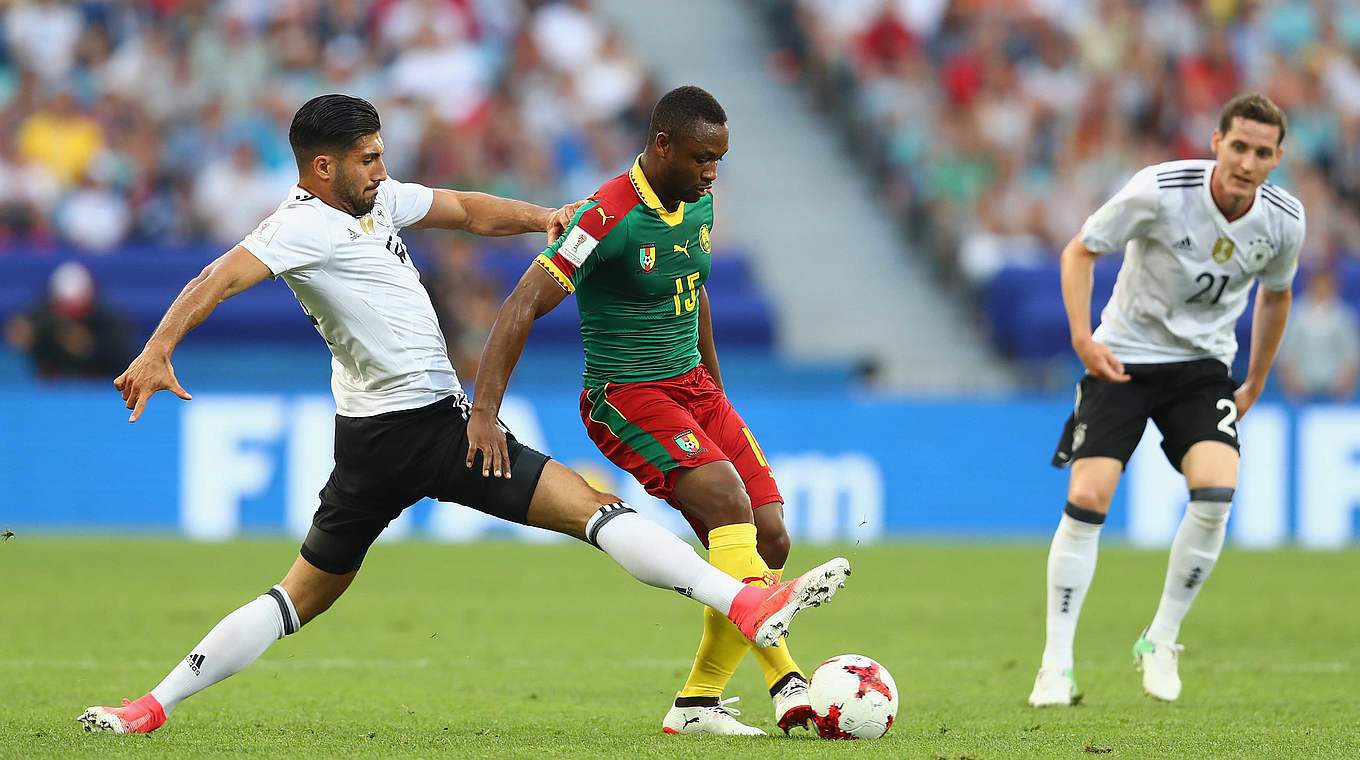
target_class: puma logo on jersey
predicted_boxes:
[595,207,615,225]
[673,240,691,257]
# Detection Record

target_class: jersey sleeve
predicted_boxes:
[238,205,331,276]
[378,177,435,229]
[534,200,621,293]
[1260,207,1306,292]
[1080,166,1162,254]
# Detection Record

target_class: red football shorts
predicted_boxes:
[579,363,782,544]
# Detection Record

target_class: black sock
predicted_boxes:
[768,671,806,697]
[674,695,720,708]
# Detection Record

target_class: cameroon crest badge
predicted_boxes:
[639,244,657,272]
[674,430,704,456]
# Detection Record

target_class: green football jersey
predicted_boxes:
[536,157,715,387]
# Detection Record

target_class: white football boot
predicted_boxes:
[772,676,815,734]
[1133,633,1183,701]
[662,696,766,736]
[1027,667,1083,707]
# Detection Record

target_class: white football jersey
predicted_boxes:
[239,178,463,417]
[1081,159,1305,367]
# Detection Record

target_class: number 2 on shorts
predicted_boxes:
[1216,398,1238,438]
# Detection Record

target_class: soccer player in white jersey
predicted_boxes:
[1029,93,1304,707]
[78,94,851,735]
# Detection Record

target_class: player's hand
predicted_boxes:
[1074,337,1131,383]
[466,408,511,479]
[113,349,192,423]
[1234,380,1262,419]
[546,199,588,244]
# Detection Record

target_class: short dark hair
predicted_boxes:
[289,94,381,171]
[1218,92,1287,145]
[648,85,726,142]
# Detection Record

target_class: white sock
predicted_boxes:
[585,502,745,613]
[1146,489,1233,645]
[150,585,300,713]
[1040,504,1105,671]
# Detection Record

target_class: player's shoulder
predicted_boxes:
[576,172,641,240]
[271,188,328,223]
[251,189,332,247]
[1257,181,1305,228]
[1146,159,1212,191]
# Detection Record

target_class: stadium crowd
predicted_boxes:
[767,0,1360,287]
[0,0,654,253]
[0,0,657,378]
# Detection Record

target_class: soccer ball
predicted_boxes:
[808,654,898,740]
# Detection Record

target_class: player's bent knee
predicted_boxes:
[1187,487,1233,529]
[1065,487,1113,514]
[697,487,752,526]
[757,530,791,569]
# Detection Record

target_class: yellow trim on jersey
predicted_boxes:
[629,155,684,227]
[534,254,574,294]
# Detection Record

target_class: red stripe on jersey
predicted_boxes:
[576,173,640,241]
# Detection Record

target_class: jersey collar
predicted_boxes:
[629,155,684,227]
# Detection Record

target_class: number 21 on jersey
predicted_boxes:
[673,272,701,315]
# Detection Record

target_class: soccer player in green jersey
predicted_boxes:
[468,86,825,736]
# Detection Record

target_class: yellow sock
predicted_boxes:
[751,569,802,689]
[679,523,769,698]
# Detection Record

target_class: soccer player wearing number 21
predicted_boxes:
[1030,93,1304,707]
[78,94,851,735]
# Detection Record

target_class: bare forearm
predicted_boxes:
[1245,290,1292,386]
[1060,237,1098,347]
[143,271,229,355]
[697,288,722,389]
[472,296,537,417]
[456,192,552,237]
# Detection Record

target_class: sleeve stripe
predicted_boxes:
[535,254,575,293]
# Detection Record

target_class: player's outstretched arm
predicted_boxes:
[1236,286,1292,417]
[114,246,272,422]
[467,265,571,478]
[1060,235,1130,383]
[697,285,723,391]
[410,189,582,240]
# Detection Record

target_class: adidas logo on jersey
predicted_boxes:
[1173,236,1193,251]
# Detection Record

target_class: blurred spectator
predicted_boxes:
[425,235,501,380]
[192,142,292,245]
[16,89,103,188]
[53,170,130,252]
[4,0,83,85]
[768,0,1360,290]
[1279,270,1360,403]
[4,261,135,379]
[0,0,653,253]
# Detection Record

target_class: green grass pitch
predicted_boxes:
[2,538,1356,758]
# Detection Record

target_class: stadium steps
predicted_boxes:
[593,0,1016,392]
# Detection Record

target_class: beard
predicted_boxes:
[337,172,377,216]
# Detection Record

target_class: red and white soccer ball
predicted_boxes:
[809,654,899,740]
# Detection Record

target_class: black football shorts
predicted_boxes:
[1053,358,1241,472]
[300,395,550,574]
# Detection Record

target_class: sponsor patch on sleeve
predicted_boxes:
[557,227,599,267]
[250,220,281,246]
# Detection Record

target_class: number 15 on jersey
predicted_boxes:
[673,272,701,315]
